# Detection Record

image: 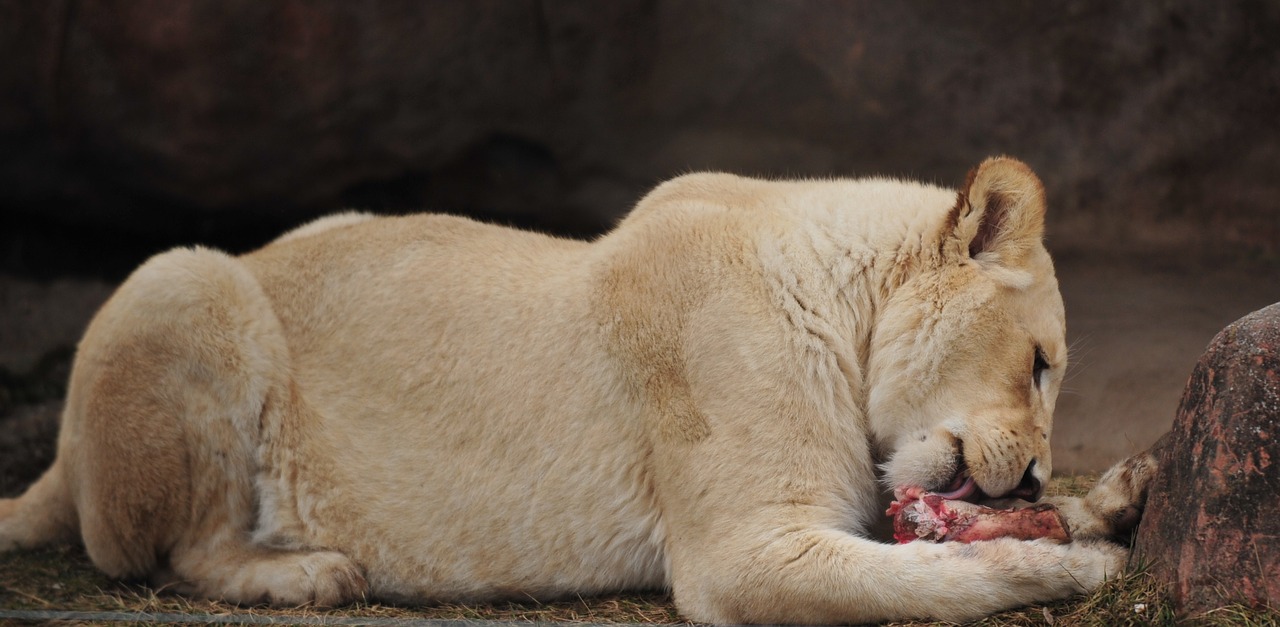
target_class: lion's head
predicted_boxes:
[868,157,1064,503]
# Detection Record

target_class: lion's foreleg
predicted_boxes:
[1046,440,1164,541]
[672,527,1125,624]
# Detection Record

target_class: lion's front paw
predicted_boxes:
[916,536,1127,622]
[1055,539,1128,592]
[1087,451,1158,534]
[1049,449,1159,541]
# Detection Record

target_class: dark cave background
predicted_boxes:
[4,1,1279,275]
[2,1,1279,490]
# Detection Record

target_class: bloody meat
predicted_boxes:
[887,488,1071,544]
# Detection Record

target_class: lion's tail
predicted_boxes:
[0,458,78,552]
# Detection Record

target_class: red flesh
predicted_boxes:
[887,489,1071,544]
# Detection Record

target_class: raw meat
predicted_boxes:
[887,488,1071,544]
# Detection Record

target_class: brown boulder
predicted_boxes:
[1134,302,1280,614]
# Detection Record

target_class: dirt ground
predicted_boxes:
[1,246,1277,481]
[1050,247,1280,472]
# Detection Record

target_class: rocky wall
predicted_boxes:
[2,0,1279,278]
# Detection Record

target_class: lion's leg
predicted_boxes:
[670,524,1125,624]
[1046,436,1166,541]
[57,247,365,604]
[160,542,366,606]
[655,426,1129,622]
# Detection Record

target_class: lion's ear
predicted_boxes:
[950,157,1047,266]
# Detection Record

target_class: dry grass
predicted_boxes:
[0,544,685,624]
[1,476,1276,625]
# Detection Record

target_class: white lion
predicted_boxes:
[0,157,1154,623]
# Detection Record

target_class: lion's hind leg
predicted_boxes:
[160,544,367,606]
[51,247,365,605]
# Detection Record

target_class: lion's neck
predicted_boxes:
[754,191,953,417]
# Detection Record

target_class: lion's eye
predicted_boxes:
[1032,346,1050,389]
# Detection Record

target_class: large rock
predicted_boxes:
[1134,303,1280,614]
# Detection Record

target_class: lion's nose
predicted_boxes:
[1009,459,1043,501]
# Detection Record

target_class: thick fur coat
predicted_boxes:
[0,157,1156,623]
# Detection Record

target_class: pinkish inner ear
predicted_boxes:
[968,189,1010,259]
[954,157,1047,265]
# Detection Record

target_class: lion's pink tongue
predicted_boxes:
[934,476,977,501]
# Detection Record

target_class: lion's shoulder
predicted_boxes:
[270,211,378,245]
[623,172,954,228]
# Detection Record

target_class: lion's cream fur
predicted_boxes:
[0,158,1154,623]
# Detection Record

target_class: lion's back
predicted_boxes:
[238,213,667,599]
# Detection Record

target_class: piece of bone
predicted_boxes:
[887,492,1071,544]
